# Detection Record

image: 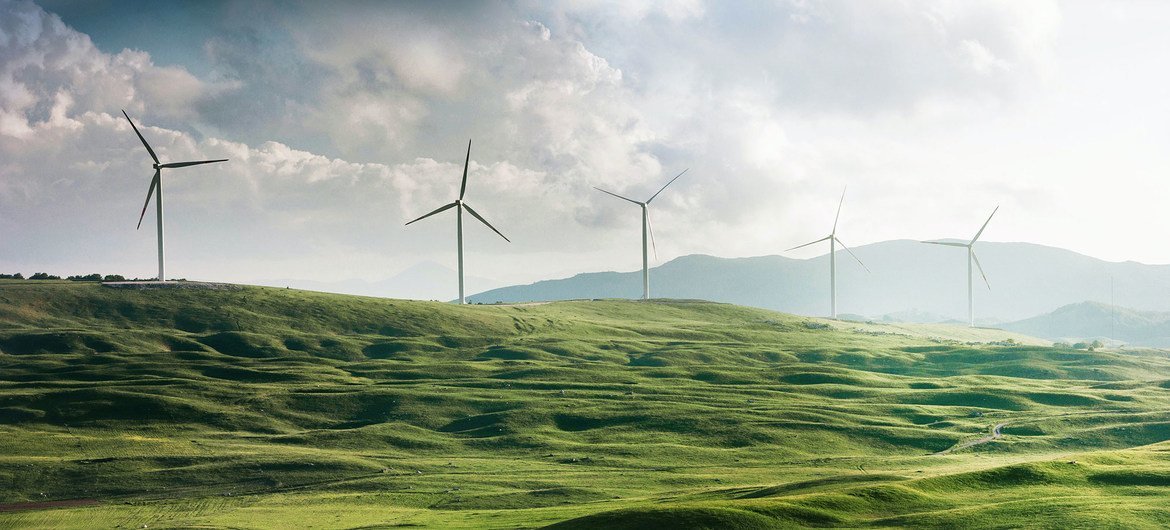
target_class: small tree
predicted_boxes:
[29,272,61,280]
[103,274,126,282]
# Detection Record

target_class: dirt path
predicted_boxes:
[0,499,99,512]
[934,423,1005,455]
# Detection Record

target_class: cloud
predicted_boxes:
[0,0,240,139]
[1,0,1080,290]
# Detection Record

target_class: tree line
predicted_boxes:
[0,273,142,281]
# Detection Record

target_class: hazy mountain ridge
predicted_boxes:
[469,240,1170,322]
[1002,301,1170,347]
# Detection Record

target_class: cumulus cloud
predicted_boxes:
[0,1,239,138]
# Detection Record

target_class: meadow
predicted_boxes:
[1,281,1169,528]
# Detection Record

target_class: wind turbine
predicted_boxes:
[593,169,688,300]
[785,188,869,319]
[122,110,228,282]
[405,139,509,304]
[922,206,999,327]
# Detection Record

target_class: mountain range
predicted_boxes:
[468,240,1169,324]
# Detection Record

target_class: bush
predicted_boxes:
[103,274,126,282]
[28,273,61,280]
[0,273,23,280]
[67,274,103,282]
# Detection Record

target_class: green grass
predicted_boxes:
[1,280,1170,528]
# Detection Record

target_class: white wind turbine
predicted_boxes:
[923,206,999,327]
[593,169,688,300]
[785,188,869,319]
[122,110,228,282]
[405,139,509,304]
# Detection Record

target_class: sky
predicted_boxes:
[2,0,1170,299]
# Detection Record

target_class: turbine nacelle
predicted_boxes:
[920,205,999,291]
[123,110,228,230]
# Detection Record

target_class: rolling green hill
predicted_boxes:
[2,281,1170,528]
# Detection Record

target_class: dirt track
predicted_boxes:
[934,423,1005,455]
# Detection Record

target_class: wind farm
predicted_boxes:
[7,1,1170,529]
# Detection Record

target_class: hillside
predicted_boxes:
[468,240,1170,322]
[1003,301,1170,347]
[2,281,1170,528]
[256,260,504,301]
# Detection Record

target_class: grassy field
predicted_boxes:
[1,281,1170,528]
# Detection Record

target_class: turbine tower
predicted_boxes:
[405,139,509,304]
[785,188,869,319]
[593,169,688,300]
[922,206,999,327]
[122,110,228,282]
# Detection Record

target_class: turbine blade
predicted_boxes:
[784,235,831,252]
[459,138,471,200]
[646,168,688,204]
[832,186,846,235]
[834,236,870,273]
[647,209,658,261]
[462,203,510,242]
[136,170,160,230]
[972,251,991,290]
[405,201,458,226]
[122,109,159,164]
[158,159,229,169]
[972,205,999,243]
[921,240,969,247]
[593,186,642,205]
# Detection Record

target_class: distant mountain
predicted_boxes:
[1002,301,1170,347]
[257,261,503,301]
[468,240,1170,322]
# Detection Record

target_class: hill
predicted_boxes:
[2,281,1170,527]
[1003,301,1170,347]
[468,240,1170,322]
[255,260,504,301]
